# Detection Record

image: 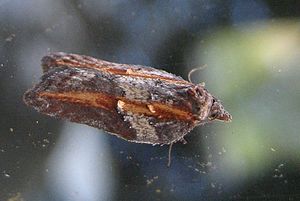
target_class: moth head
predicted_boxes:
[208,97,232,122]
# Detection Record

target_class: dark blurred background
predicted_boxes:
[1,0,300,200]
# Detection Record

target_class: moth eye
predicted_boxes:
[209,111,218,120]
[211,112,218,118]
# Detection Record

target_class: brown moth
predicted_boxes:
[23,52,232,164]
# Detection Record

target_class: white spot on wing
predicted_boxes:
[117,100,125,109]
[147,105,156,113]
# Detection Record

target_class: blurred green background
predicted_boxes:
[0,0,300,201]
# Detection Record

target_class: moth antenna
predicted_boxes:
[188,64,207,83]
[167,143,173,167]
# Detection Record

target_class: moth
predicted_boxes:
[23,52,232,165]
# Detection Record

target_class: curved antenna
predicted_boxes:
[188,64,207,83]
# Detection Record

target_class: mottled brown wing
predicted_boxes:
[24,63,200,144]
[41,52,189,84]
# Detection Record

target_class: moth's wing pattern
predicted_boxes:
[24,65,198,144]
[116,100,196,144]
[23,67,138,141]
[23,52,203,145]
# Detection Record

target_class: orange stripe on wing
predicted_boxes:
[39,92,117,111]
[38,92,196,122]
[116,100,196,121]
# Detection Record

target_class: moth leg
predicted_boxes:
[167,143,173,167]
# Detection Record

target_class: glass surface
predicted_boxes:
[1,1,300,200]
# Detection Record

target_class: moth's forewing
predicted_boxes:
[24,67,137,141]
[41,52,188,83]
[24,54,201,144]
